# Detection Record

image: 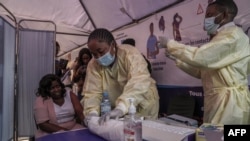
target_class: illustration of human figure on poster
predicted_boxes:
[159,16,165,33]
[172,13,182,41]
[146,22,159,59]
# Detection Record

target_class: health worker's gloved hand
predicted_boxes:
[84,113,98,127]
[158,36,169,48]
[98,109,123,125]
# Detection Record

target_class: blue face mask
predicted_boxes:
[97,46,115,67]
[204,13,222,35]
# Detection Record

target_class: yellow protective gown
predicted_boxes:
[167,22,250,124]
[82,44,159,119]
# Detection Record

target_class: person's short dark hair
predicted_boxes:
[56,41,60,56]
[59,59,68,70]
[121,38,152,73]
[122,38,136,46]
[209,0,238,20]
[56,41,60,48]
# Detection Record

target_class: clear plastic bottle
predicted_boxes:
[123,98,142,141]
[100,91,111,116]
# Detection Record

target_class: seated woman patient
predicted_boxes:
[34,74,85,138]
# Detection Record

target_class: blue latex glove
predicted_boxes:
[98,109,123,125]
[84,113,98,127]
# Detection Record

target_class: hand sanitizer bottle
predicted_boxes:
[123,98,142,141]
[100,90,111,116]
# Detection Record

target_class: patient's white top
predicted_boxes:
[53,91,75,123]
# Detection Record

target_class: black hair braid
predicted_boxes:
[88,28,115,45]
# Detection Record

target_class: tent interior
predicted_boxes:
[1,0,250,140]
[0,0,184,57]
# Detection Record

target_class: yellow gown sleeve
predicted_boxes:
[82,59,103,116]
[175,59,201,79]
[167,27,250,69]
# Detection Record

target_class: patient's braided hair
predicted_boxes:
[87,28,116,46]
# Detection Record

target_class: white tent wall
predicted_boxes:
[0,0,184,57]
[0,0,93,57]
[80,0,180,30]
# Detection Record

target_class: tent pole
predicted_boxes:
[78,0,96,29]
[112,0,185,32]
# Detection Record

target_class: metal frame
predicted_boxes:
[0,3,18,141]
[0,3,57,140]
[18,19,56,73]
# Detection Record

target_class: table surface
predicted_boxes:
[35,128,107,141]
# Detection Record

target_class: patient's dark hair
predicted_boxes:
[78,48,92,65]
[36,74,66,99]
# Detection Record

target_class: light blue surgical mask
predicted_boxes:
[97,46,115,66]
[204,13,222,35]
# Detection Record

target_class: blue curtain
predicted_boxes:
[0,16,56,140]
[0,17,15,141]
[18,29,55,136]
